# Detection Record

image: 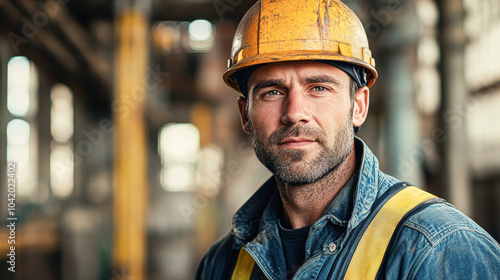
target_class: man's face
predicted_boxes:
[239,61,357,185]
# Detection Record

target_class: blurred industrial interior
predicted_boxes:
[0,0,499,279]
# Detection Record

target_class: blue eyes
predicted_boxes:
[265,90,281,96]
[263,87,327,97]
[313,86,326,92]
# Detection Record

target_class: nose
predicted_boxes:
[281,89,312,125]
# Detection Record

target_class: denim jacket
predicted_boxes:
[196,138,500,279]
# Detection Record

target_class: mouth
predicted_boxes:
[278,137,316,149]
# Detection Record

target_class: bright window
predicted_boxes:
[159,123,200,192]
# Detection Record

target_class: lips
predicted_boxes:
[278,137,316,148]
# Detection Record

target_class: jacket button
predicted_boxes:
[329,243,337,252]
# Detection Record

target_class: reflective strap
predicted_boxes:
[231,246,255,280]
[344,186,436,279]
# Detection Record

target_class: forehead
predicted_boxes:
[247,61,350,87]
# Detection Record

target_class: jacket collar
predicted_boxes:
[347,137,382,230]
[231,137,383,241]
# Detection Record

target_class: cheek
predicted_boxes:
[249,103,280,129]
[314,102,352,134]
[249,111,271,135]
[315,100,349,120]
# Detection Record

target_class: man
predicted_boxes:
[196,0,500,279]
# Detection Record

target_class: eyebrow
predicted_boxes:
[301,75,343,88]
[249,79,285,93]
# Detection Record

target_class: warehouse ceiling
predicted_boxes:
[0,0,254,113]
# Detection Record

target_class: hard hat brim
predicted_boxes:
[223,50,378,94]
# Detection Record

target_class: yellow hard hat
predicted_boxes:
[223,0,378,93]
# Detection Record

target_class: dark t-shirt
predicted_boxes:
[278,170,359,279]
[278,220,311,279]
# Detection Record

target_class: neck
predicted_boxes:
[276,142,357,229]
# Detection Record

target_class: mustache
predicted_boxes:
[268,125,327,145]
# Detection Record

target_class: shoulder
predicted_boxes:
[195,232,240,280]
[405,202,497,246]
[387,202,500,279]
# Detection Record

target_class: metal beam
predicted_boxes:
[0,0,112,109]
[14,0,111,90]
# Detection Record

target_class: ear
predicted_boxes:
[237,97,251,134]
[352,86,369,128]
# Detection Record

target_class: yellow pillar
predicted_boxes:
[191,103,217,251]
[113,8,149,280]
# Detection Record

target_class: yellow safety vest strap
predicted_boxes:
[231,246,255,280]
[344,186,436,279]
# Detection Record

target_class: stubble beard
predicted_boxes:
[250,114,354,186]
